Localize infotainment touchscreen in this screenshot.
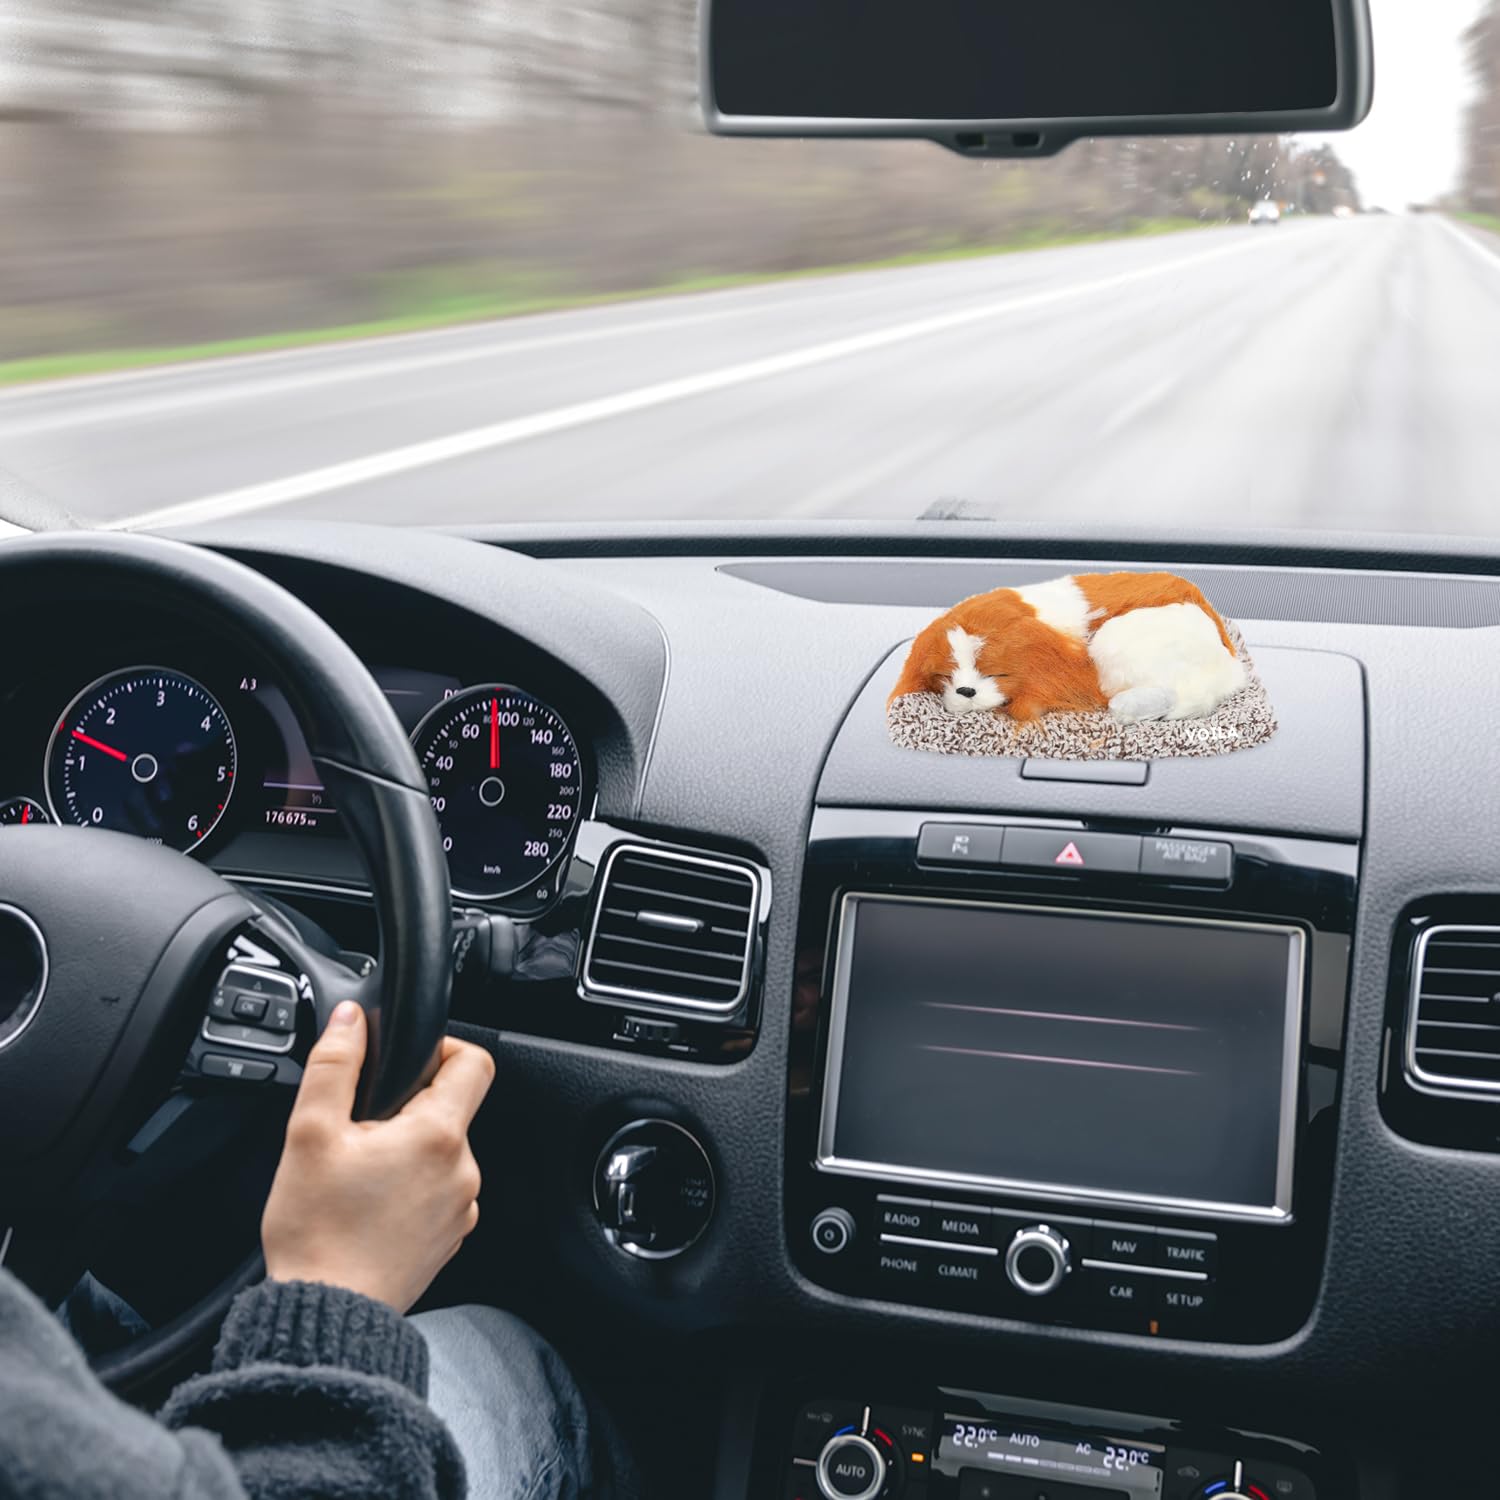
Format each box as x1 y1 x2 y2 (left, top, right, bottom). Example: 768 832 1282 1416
817 896 1305 1220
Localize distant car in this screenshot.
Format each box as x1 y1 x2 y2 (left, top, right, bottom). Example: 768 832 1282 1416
1333 204 1355 219
1249 200 1282 226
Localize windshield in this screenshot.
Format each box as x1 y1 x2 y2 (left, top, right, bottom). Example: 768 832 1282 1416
0 1 1493 536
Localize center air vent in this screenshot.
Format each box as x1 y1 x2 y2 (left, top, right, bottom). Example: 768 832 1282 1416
582 845 760 1016
1406 924 1500 1097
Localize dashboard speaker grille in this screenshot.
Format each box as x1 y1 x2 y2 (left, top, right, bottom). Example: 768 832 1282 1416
582 845 759 1015
1406 925 1500 1096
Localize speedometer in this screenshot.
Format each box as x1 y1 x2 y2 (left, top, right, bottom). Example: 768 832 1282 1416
44 667 237 852
410 685 583 900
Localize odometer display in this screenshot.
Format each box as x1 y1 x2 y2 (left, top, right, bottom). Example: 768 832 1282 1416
45 667 237 852
411 685 583 900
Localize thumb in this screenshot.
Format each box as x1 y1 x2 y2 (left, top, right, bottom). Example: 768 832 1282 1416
291 1000 367 1125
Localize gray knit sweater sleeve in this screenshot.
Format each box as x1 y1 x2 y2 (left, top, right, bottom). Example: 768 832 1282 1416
0 1268 465 1500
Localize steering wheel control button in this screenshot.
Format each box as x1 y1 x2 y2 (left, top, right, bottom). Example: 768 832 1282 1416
593 1120 715 1259
916 823 1003 867
1140 835 1234 884
1088 1221 1157 1266
263 997 298 1033
231 993 269 1022
816 1434 885 1500
0 904 48 1053
1004 1225 1072 1296
812 1208 856 1255
1001 827 1142 875
1155 1228 1217 1275
200 1053 275 1083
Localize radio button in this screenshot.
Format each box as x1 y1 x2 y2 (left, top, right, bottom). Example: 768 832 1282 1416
1084 1269 1156 1331
875 1195 933 1237
916 823 1004 866
1155 1228 1217 1275
927 1200 992 1247
1088 1220 1156 1266
1001 828 1142 874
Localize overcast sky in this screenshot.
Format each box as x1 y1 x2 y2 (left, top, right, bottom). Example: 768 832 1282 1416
1321 0 1487 208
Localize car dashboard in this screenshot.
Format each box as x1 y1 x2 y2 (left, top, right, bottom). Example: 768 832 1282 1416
14 516 1500 1498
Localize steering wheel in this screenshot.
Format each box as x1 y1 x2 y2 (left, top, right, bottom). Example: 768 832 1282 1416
0 532 453 1390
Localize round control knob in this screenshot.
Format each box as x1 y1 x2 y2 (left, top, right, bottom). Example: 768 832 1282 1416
592 1119 715 1259
816 1433 886 1500
1005 1224 1072 1296
811 1207 856 1255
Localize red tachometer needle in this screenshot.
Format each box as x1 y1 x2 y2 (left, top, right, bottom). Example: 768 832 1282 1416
21 804 30 825
71 729 128 763
490 698 500 770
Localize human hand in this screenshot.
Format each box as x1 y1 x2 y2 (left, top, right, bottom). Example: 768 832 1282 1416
261 1001 495 1312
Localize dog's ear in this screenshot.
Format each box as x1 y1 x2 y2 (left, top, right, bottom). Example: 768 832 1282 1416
888 617 954 705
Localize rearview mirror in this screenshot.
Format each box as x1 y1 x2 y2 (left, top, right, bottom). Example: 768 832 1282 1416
703 0 1373 158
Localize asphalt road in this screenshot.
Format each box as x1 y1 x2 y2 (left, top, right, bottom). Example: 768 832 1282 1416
2 213 1498 534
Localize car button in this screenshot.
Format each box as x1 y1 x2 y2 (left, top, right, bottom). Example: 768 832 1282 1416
1084 1269 1156 1331
1088 1221 1156 1267
1155 1228 1217 1275
1001 828 1141 874
1139 836 1233 884
927 1201 992 1247
917 823 1004 867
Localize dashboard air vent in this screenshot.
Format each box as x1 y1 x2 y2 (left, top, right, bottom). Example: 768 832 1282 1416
1406 925 1500 1097
583 845 759 1015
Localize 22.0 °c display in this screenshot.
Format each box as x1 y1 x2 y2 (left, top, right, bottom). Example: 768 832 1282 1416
45 666 237 852
410 685 583 900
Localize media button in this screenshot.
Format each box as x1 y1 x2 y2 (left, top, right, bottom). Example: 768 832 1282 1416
875 1195 933 1238
927 1201 992 1247
916 823 1004 867
1088 1221 1156 1266
1155 1228 1217 1276
1000 827 1142 874
1083 1269 1156 1331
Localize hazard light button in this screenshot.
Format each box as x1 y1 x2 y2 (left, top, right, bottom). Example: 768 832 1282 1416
1001 827 1142 874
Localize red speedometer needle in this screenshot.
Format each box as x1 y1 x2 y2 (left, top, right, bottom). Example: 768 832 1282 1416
21 804 31 825
71 729 128 762
490 698 499 770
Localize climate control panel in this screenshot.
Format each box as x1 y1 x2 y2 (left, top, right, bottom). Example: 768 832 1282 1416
777 1389 1333 1500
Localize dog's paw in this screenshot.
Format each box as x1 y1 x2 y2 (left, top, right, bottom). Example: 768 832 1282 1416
1109 686 1173 724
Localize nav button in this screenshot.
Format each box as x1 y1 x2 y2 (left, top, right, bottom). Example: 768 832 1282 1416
1089 1221 1156 1266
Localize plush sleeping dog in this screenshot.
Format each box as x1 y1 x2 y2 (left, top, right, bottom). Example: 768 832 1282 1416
889 572 1246 724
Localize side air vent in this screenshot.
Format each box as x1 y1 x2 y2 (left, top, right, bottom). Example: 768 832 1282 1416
1406 925 1500 1097
582 845 760 1016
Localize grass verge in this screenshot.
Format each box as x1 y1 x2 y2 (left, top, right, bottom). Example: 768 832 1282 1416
1457 211 1500 237
0 217 1211 389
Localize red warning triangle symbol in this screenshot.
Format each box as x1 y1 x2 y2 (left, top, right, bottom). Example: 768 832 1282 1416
1054 841 1086 867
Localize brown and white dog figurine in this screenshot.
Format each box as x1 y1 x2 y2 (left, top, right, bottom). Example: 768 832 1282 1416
889 572 1246 724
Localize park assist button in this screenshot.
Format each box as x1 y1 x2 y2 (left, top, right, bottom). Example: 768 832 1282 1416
1139 836 1233 884
917 823 1003 867
1001 827 1141 874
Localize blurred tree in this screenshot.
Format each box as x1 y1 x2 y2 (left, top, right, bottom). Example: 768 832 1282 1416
1462 1 1500 212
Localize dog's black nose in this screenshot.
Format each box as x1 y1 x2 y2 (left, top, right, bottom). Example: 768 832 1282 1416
954 686 977 698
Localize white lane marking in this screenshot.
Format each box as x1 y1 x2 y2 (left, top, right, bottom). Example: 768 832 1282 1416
1436 214 1500 273
111 233 1287 531
1096 371 1182 439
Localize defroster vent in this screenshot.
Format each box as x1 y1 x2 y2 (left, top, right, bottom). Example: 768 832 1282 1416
1406 924 1500 1097
583 845 760 1015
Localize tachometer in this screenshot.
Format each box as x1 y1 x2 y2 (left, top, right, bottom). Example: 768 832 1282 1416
0 797 49 827
410 685 583 900
45 667 237 852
